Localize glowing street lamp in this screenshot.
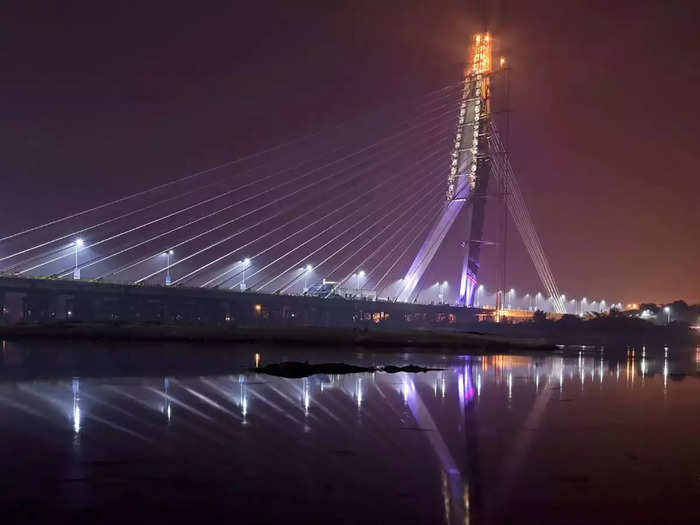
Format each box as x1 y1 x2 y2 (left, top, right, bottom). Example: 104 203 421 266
508 288 515 309
73 238 84 279
355 270 365 296
535 292 542 310
438 281 448 304
164 249 174 286
303 264 313 293
476 284 484 307
240 258 251 291
664 306 671 324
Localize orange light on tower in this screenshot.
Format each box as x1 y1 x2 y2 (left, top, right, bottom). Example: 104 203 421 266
471 33 492 75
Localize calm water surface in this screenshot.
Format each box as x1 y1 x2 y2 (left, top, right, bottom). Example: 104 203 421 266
0 341 699 524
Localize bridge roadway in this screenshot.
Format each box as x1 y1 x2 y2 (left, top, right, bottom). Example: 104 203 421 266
0 276 478 328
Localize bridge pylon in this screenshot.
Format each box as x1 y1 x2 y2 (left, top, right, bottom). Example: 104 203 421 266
397 33 498 305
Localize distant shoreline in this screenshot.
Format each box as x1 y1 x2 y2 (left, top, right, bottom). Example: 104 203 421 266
0 322 556 352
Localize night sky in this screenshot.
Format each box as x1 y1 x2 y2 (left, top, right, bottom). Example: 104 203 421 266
2 1 699 303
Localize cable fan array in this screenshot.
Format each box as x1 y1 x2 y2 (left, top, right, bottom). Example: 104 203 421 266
0 83 464 298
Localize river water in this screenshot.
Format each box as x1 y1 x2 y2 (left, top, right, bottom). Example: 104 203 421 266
0 340 698 524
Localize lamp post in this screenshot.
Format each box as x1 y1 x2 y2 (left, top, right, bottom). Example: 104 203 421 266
535 292 542 311
476 284 484 307
664 306 671 325
73 238 84 279
525 293 532 311
240 258 250 291
438 281 447 304
355 270 365 297
303 264 313 293
508 288 515 309
164 250 174 286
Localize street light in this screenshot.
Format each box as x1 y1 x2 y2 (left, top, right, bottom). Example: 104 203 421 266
240 258 251 291
355 270 365 296
303 264 313 293
664 306 671 325
438 281 448 304
73 238 84 279
164 250 174 286
508 288 515 309
476 284 484 307
535 292 542 310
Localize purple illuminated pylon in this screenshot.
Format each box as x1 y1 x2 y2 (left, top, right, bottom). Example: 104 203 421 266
397 33 494 306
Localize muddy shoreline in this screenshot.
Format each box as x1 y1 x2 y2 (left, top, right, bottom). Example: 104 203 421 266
0 322 555 351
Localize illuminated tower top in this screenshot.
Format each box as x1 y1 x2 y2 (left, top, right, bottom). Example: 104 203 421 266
470 33 492 75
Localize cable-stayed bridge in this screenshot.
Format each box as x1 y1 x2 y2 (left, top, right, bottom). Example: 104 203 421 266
0 33 620 326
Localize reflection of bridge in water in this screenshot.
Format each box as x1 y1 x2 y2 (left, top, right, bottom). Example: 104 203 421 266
0 343 691 523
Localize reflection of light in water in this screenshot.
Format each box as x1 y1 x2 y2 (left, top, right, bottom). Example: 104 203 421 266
254 353 261 368
641 359 647 377
477 373 482 397
441 376 446 399
663 357 669 392
458 374 464 402
356 377 363 410
73 405 81 434
508 373 512 401
303 378 310 416
599 359 604 383
440 471 450 524
72 378 80 434
240 376 248 419
163 377 171 423
401 377 412 405
535 373 539 392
